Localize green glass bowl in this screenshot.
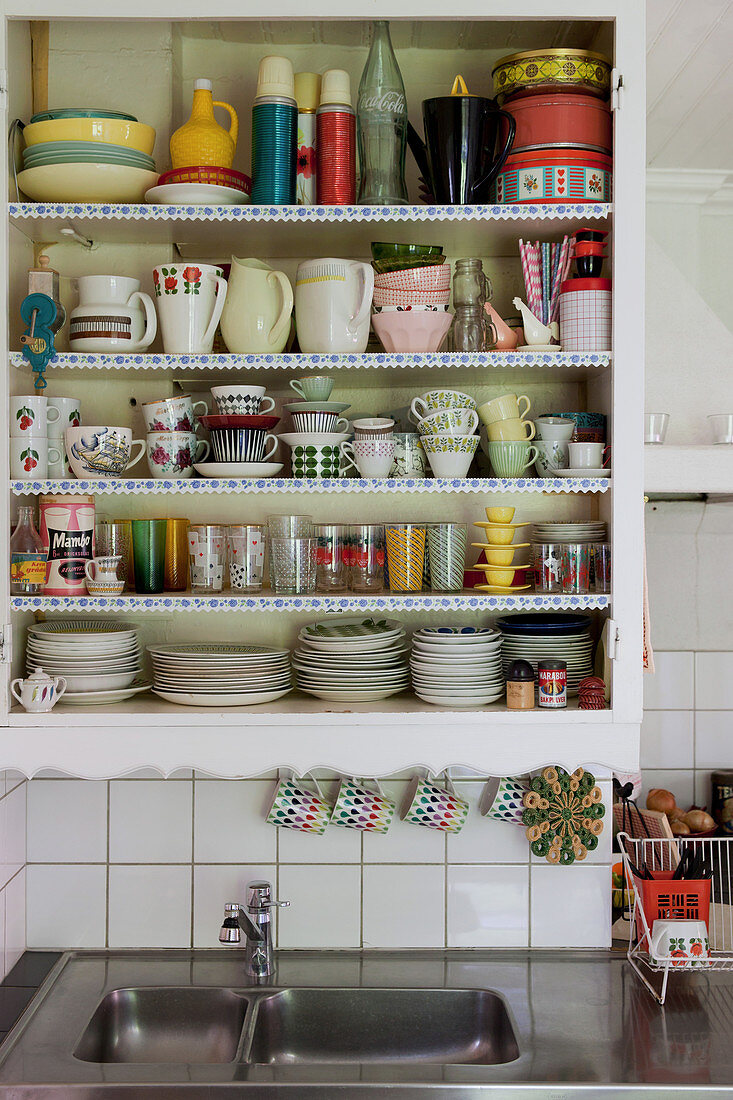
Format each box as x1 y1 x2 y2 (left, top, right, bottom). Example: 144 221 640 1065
30 108 138 123
371 242 445 274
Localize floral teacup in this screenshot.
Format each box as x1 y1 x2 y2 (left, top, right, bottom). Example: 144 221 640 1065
142 394 208 434
146 431 210 479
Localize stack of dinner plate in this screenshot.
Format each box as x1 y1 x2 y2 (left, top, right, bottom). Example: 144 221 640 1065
497 613 594 696
148 644 292 707
293 616 409 702
27 619 147 704
410 626 504 707
532 521 607 544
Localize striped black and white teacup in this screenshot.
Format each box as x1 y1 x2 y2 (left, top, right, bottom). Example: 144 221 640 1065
210 427 278 464
291 411 350 434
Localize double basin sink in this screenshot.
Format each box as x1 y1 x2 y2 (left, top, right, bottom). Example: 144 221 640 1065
74 985 519 1066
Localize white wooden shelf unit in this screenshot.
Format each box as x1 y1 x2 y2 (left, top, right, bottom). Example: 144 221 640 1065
0 1 645 780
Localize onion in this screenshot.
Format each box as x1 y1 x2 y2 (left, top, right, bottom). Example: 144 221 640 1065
670 819 691 835
682 809 715 833
646 788 677 815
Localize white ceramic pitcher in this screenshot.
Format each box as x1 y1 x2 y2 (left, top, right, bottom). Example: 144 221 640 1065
152 262 228 354
69 275 157 352
295 258 375 353
220 257 293 354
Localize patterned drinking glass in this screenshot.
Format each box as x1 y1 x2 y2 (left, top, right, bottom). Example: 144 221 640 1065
348 524 385 592
267 514 312 588
164 518 189 592
560 542 592 594
313 523 347 592
385 523 426 592
228 524 266 592
95 520 133 589
131 518 167 594
532 542 563 593
188 524 228 593
270 536 317 595
428 522 467 592
593 542 611 593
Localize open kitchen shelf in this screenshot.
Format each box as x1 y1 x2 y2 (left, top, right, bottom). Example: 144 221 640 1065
645 444 733 496
10 477 612 496
10 350 613 381
9 202 612 256
10 592 611 613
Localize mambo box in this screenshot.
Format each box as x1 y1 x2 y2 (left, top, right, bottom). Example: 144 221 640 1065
39 495 95 595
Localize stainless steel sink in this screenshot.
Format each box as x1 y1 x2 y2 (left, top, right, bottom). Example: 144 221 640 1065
247 987 519 1065
73 987 249 1064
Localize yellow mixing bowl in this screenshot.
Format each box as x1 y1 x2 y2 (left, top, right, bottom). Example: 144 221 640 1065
23 117 156 155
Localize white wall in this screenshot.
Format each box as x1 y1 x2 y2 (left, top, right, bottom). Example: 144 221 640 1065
0 775 26 980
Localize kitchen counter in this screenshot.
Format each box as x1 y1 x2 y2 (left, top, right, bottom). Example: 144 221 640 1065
0 949 731 1097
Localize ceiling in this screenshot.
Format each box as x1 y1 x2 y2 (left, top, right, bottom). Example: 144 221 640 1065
648 0 733 169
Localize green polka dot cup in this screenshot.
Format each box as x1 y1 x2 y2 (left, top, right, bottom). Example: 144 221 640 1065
292 443 341 478
401 775 469 833
479 776 528 824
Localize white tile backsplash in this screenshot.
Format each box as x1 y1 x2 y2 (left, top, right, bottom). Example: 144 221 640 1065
363 865 444 949
26 865 105 949
643 651 695 710
447 865 529 947
640 711 695 769
108 865 191 948
640 769 695 811
4 869 25 971
531 865 611 948
109 780 192 863
696 653 733 709
194 781 276 864
279 865 361 949
0 783 25 891
695 711 733 769
27 780 107 863
0 887 6 981
447 784 528 864
362 782 445 864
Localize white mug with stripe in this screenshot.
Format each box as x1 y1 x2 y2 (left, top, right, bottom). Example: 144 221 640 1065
295 258 375 354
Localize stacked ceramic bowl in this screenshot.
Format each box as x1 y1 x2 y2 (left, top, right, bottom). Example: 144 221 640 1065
148 643 292 707
26 620 149 705
371 258 453 353
18 109 159 202
293 616 409 702
278 376 351 479
410 388 479 478
410 627 504 707
497 613 594 696
472 506 532 593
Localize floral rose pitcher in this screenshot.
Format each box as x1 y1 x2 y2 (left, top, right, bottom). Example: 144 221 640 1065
152 262 228 354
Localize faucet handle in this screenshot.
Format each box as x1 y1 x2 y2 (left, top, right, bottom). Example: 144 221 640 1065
247 880 290 911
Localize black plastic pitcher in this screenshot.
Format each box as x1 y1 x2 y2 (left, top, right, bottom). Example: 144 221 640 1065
407 76 515 204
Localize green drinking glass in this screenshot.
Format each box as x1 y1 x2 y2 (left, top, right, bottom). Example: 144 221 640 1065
131 519 167 594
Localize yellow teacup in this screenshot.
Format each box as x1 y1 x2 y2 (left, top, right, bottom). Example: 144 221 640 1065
478 393 531 426
485 506 515 524
475 565 516 586
472 542 530 566
487 418 536 442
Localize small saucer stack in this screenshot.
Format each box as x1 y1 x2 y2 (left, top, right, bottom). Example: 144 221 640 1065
578 675 607 710
471 506 532 593
410 626 504 707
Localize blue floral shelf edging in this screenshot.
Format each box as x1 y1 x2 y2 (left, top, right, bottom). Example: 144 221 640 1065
10 202 612 224
10 477 611 495
12 593 611 613
10 350 612 372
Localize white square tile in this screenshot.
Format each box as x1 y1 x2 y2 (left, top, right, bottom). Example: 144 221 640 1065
640 711 695 769
4 869 25 969
108 865 191 948
27 779 107 863
643 652 694 710
194 781 276 864
446 783 527 864
694 770 714 807
109 780 192 863
362 782 445 864
278 865 361 949
531 864 611 947
696 711 733 769
447 865 529 947
0 886 6 980
640 770 694 813
363 865 444 949
26 866 105 949
0 783 26 891
193 864 277 948
278 821 361 864
696 653 733 709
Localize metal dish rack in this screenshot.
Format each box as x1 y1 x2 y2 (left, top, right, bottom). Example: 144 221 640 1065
619 832 733 1004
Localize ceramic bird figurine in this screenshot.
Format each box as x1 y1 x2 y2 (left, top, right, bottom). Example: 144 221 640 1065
512 297 559 346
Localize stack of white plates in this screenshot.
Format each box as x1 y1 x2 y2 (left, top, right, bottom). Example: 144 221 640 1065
498 614 594 696
532 521 607 544
410 627 504 707
26 619 148 704
148 644 292 707
293 617 409 702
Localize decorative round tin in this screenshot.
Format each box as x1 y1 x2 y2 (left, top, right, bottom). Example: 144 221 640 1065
492 49 612 103
491 150 611 204
538 660 567 708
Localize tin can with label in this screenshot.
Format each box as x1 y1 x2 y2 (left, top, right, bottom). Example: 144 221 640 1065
712 771 733 835
538 660 567 708
39 494 95 595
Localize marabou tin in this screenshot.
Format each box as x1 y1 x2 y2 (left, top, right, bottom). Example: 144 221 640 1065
538 659 567 708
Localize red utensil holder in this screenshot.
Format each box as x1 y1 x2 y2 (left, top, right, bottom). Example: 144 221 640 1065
636 873 711 926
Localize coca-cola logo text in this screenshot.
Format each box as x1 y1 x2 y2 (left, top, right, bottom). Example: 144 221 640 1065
360 91 406 114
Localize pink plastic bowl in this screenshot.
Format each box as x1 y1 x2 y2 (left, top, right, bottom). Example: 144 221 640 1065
372 310 453 353
374 264 452 294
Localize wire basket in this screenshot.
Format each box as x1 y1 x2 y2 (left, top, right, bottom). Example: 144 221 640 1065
619 832 733 1004
157 165 252 193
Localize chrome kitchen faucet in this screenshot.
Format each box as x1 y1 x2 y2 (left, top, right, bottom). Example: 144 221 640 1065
219 880 290 981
